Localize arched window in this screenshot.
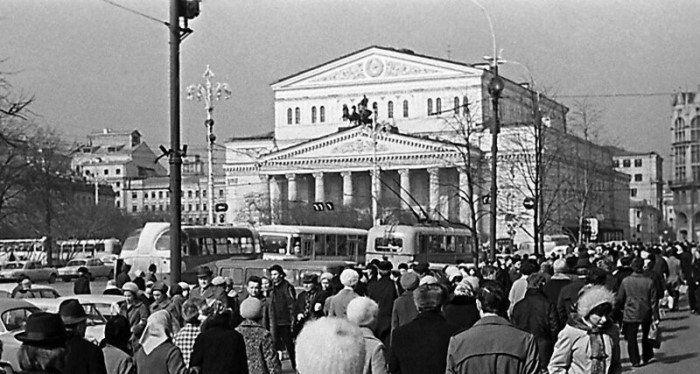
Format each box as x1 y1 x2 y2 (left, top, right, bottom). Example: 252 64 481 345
403 100 409 118
463 95 469 115
675 117 686 143
295 107 300 124
287 108 293 125
454 97 460 115
427 98 433 115
387 101 394 119
435 98 442 114
320 106 325 122
692 116 700 141
311 106 317 124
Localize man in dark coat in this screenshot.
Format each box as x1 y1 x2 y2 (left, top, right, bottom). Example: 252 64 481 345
678 245 696 313
269 264 297 369
446 280 540 374
367 261 398 346
115 263 131 288
73 266 91 295
190 266 228 306
542 259 571 306
389 283 460 374
391 271 419 333
190 310 249 374
294 274 327 336
59 299 108 374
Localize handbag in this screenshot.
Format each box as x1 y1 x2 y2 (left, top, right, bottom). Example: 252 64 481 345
648 321 661 349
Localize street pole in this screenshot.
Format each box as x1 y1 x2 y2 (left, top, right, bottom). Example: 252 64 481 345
169 0 182 284
532 90 543 256
187 66 231 226
488 70 503 261
372 103 379 225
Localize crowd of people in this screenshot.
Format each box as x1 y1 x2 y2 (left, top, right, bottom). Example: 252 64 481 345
7 241 700 374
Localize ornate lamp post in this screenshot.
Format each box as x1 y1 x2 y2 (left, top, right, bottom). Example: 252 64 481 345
187 65 231 226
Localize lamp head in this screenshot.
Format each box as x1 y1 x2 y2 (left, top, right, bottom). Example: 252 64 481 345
488 75 505 98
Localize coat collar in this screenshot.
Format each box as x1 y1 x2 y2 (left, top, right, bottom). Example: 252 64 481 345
472 314 511 328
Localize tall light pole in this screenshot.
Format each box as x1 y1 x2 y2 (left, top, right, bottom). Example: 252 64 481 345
187 66 231 226
372 102 379 225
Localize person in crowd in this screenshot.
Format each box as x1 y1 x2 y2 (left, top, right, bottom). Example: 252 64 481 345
347 297 388 374
366 261 397 346
511 272 559 367
189 266 228 306
389 270 404 296
178 282 190 299
242 276 276 337
134 311 187 374
168 283 186 327
224 277 242 322
326 268 360 318
116 264 132 289
73 266 91 295
190 309 249 374
651 247 669 280
147 264 158 283
12 276 33 298
556 263 588 326
133 270 146 292
397 263 408 276
100 315 135 374
691 247 700 314
173 298 207 368
268 264 297 369
150 282 181 333
144 281 155 305
678 245 697 314
118 282 150 352
548 285 621 374
236 297 281 374
642 254 666 306
294 274 326 336
389 283 459 374
609 255 634 293
412 263 430 279
295 317 365 374
390 271 419 332
543 259 571 306
59 299 108 374
616 256 658 367
446 280 540 374
665 247 682 311
104 280 123 296
443 276 480 331
319 272 334 293
16 313 69 374
261 276 272 298
508 259 538 317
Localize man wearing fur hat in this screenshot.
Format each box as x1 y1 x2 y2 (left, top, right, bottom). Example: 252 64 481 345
366 261 397 346
326 268 360 318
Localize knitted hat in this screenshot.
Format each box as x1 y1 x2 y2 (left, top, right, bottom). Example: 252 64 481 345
240 297 263 320
319 272 334 282
122 282 139 295
152 281 168 293
399 272 420 291
346 297 378 327
576 285 615 318
340 269 359 287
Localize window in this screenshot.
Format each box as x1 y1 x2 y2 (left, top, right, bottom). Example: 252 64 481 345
634 174 642 182
116 201 120 208
692 116 700 141
202 190 206 198
151 205 156 211
403 100 409 118
158 191 163 199
435 98 441 114
311 106 317 123
463 96 469 115
151 192 156 198
104 169 109 175
144 205 149 211
630 188 637 197
287 108 292 125
636 210 642 218
188 191 193 198
387 101 394 119
454 97 460 115
675 117 686 142
622 159 631 167
188 204 192 211
116 182 120 188
613 160 620 167
427 98 433 115
636 224 642 232
195 204 200 211
203 203 207 211
195 190 200 198
219 189 224 197
159 205 163 211
295 107 300 124
132 192 137 199
634 159 642 167
320 106 325 122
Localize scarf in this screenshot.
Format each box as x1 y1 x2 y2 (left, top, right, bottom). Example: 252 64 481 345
139 310 171 355
569 317 608 374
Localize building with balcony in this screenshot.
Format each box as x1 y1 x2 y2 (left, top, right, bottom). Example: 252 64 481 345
670 90 700 240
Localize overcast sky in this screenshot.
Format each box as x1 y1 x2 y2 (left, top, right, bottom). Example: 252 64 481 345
3 0 699 175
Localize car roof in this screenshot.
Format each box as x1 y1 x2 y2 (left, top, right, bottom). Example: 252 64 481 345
55 295 122 304
0 298 40 312
0 284 57 293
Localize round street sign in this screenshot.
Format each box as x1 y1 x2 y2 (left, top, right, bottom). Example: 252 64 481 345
523 197 535 210
214 203 229 212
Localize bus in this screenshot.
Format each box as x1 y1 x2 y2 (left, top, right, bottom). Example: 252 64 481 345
366 224 475 267
257 225 368 263
119 222 260 283
0 238 48 265
54 238 121 266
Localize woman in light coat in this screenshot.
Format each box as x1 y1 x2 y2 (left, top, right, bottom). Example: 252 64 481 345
548 285 621 374
347 297 388 374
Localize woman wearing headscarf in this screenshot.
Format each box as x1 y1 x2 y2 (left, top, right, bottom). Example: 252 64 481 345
236 298 281 374
548 285 621 374
443 276 480 331
347 297 388 374
133 311 187 374
100 315 135 374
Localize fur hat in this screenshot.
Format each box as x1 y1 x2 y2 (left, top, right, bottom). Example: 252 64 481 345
240 297 263 320
576 285 615 318
413 283 447 311
346 297 378 327
553 259 568 274
444 266 462 282
296 317 365 374
418 275 438 286
399 272 420 291
340 269 359 287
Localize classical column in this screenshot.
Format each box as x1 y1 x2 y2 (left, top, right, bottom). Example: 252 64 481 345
398 169 411 210
428 168 440 220
371 169 381 210
313 172 325 202
286 173 297 203
459 169 472 225
341 171 353 207
268 175 281 224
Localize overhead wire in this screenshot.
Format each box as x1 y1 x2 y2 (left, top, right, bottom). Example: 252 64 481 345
97 0 168 27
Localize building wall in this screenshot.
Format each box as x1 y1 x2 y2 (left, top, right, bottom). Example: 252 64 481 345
670 90 700 240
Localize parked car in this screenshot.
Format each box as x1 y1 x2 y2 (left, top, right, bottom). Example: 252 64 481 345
58 258 114 282
0 283 60 299
0 299 43 372
0 261 58 283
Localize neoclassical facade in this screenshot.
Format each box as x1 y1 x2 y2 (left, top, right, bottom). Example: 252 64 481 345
670 90 700 240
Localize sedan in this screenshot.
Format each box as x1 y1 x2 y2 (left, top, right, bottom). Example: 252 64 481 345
0 261 58 283
0 299 43 372
58 258 114 282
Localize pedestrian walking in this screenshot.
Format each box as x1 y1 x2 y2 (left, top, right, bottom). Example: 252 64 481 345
236 297 281 374
73 266 91 295
295 317 365 374
542 259 571 306
173 298 206 368
189 266 228 307
390 271 419 332
149 282 181 333
508 260 538 317
326 268 360 318
443 276 480 331
241 276 277 339
116 264 132 289
347 297 388 374
268 264 297 369
616 256 658 367
366 261 397 346
190 309 249 374
665 247 682 311
59 299 107 374
294 274 327 337
15 313 69 374
117 282 150 352
134 311 187 374
548 285 621 374
389 283 459 374
100 315 135 374
445 280 540 374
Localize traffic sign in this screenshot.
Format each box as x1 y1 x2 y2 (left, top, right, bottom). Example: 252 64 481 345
214 203 228 212
523 197 535 210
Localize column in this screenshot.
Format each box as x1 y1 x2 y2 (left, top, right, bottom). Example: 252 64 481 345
313 172 325 202
371 169 381 205
428 168 440 220
459 168 472 225
398 169 411 210
341 171 353 206
268 175 281 223
286 173 297 203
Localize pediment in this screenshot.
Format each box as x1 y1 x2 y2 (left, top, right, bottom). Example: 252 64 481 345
272 46 483 90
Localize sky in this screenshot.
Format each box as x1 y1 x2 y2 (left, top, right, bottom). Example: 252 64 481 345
2 0 699 177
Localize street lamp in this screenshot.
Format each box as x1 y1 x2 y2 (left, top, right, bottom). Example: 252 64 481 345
488 72 504 260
